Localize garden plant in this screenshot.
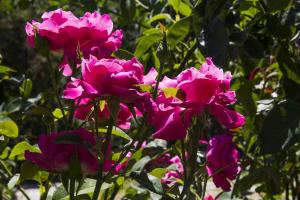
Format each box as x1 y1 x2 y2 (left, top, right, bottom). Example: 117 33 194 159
0 0 299 200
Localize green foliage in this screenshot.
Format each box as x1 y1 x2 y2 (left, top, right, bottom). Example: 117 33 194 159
0 0 300 199
0 119 18 138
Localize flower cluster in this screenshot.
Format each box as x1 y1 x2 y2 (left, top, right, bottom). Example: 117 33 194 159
25 8 244 194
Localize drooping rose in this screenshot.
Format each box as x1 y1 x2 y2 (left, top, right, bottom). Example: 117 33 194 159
205 133 240 191
25 128 99 174
24 128 124 175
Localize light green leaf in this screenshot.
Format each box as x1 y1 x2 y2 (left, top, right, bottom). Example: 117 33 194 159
163 88 178 98
19 78 32 98
0 65 15 75
150 168 169 178
9 141 40 160
99 128 132 141
77 178 112 195
148 13 173 24
168 0 180 13
0 120 18 138
8 174 20 189
52 108 68 122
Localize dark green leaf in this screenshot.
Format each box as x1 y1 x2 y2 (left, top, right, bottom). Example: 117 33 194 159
266 0 293 13
260 100 300 154
135 29 162 58
130 172 163 194
166 17 190 49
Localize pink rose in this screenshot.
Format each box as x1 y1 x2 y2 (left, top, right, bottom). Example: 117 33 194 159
64 56 146 103
25 9 123 75
25 128 98 174
206 133 240 191
151 58 245 140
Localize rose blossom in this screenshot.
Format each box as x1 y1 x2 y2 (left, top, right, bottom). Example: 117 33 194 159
25 128 99 174
25 9 123 75
64 55 149 103
150 58 245 140
24 128 122 175
205 133 240 191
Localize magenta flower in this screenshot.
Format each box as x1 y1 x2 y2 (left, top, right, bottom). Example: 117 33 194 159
150 58 245 140
206 133 240 191
25 128 126 175
25 128 99 174
25 9 123 75
151 94 190 140
64 56 146 103
204 195 219 200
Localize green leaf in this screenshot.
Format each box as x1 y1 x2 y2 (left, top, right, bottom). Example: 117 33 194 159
77 178 112 195
148 14 173 24
260 100 300 154
0 65 15 75
9 141 40 160
178 2 192 16
52 108 68 122
244 35 264 59
135 84 153 93
266 0 293 13
8 174 20 189
0 119 18 138
204 17 229 67
120 0 136 23
236 79 257 119
130 172 163 194
277 47 300 84
162 88 178 98
131 156 151 172
99 128 132 141
135 29 162 58
19 78 32 98
112 49 134 60
150 168 169 178
52 184 69 200
166 17 190 49
20 161 47 182
168 0 180 13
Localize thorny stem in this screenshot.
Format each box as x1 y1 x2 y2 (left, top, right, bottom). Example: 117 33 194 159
231 130 254 198
92 116 114 200
181 140 188 183
178 40 198 72
69 178 75 200
46 54 68 127
201 174 208 200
